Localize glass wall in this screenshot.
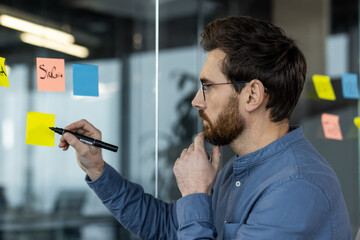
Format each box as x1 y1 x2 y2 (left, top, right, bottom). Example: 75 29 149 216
0 0 358 239
0 0 156 239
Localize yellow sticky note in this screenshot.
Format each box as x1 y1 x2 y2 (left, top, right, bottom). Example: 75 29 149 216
354 117 360 129
26 112 55 146
312 75 336 101
0 57 10 87
321 113 343 141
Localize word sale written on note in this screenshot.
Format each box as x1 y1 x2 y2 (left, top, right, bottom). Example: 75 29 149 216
36 57 65 92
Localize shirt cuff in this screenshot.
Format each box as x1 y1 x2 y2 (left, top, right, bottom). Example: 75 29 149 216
86 162 123 200
176 193 213 226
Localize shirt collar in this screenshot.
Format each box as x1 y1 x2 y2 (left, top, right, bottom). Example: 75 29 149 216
231 126 304 177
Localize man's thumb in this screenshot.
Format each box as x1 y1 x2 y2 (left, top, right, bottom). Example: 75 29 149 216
211 146 221 172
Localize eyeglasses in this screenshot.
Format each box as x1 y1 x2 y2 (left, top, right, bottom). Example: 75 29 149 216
200 81 268 101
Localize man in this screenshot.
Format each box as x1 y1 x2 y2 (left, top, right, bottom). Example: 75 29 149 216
59 16 352 239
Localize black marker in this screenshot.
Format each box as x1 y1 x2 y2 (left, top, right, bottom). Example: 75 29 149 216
50 127 118 152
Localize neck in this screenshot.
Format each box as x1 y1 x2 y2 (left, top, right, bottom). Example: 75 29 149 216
229 118 289 156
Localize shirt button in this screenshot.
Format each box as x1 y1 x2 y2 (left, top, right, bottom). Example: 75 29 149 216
235 181 241 187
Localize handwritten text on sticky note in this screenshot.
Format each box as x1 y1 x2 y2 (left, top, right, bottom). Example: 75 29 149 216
26 111 55 147
312 75 336 101
321 113 343 140
342 73 359 99
36 58 65 92
0 57 10 87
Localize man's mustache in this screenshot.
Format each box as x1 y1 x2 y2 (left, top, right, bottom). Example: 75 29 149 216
198 110 212 126
198 110 208 121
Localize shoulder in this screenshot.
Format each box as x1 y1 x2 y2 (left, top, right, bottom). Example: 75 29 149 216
286 138 343 205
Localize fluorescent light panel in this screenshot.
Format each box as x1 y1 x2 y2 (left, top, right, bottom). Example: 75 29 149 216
20 33 89 58
0 14 75 43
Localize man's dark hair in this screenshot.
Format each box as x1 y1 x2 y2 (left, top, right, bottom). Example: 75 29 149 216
201 16 307 122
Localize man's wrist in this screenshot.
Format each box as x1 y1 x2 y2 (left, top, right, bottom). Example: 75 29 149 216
86 161 105 181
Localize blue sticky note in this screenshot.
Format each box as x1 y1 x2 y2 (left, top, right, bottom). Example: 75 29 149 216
73 63 99 97
342 73 359 99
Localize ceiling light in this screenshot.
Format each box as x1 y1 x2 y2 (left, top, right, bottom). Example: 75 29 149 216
0 14 75 43
20 33 89 58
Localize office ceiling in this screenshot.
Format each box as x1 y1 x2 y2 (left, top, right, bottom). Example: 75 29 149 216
0 0 355 62
0 0 222 62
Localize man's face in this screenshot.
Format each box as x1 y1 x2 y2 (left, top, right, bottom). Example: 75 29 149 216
199 94 245 146
192 49 246 146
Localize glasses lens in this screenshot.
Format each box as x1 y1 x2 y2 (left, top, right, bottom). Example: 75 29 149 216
201 85 205 101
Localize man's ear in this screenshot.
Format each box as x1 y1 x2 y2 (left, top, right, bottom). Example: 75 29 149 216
244 79 267 112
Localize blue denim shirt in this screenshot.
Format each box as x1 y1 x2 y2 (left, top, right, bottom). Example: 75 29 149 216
87 127 352 239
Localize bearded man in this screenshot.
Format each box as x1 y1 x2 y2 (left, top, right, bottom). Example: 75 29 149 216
59 16 352 239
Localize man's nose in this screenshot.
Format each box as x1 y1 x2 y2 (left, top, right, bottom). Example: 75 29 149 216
192 88 206 109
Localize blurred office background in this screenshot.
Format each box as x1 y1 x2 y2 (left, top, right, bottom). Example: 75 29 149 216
0 0 358 239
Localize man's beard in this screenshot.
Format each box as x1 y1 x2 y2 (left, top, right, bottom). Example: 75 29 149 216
199 95 245 146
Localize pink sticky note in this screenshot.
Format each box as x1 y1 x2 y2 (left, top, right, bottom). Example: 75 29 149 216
321 113 343 141
36 58 65 91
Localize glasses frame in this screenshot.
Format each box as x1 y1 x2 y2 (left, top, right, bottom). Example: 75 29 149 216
200 81 268 101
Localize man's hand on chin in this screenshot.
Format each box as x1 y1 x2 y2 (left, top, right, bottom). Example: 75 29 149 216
173 132 221 197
